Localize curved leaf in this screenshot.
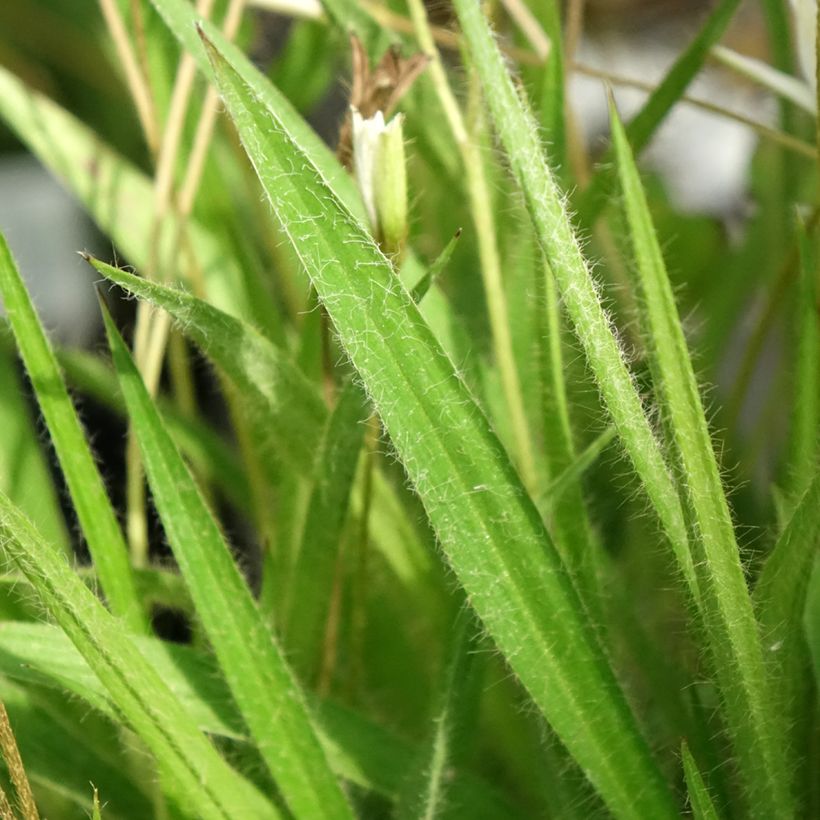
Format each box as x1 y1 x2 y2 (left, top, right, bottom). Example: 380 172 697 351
0 234 145 632
102 306 353 820
0 492 277 820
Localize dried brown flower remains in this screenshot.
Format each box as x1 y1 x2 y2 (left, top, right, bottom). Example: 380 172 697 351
337 35 429 170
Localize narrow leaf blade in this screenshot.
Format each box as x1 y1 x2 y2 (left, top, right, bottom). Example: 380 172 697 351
283 379 368 681
450 0 698 608
610 98 793 816
87 259 326 474
575 0 745 226
102 306 353 820
754 468 820 742
0 234 145 632
682 742 722 820
0 492 277 819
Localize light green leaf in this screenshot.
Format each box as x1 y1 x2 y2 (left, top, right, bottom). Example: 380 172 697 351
0 492 278 819
540 427 617 510
0 621 519 817
450 0 698 608
88 259 326 475
411 229 461 304
682 742 722 820
0 336 69 555
0 679 151 818
101 305 353 820
283 379 368 681
711 44 816 114
202 26 677 819
0 234 145 632
784 222 820 503
609 98 793 817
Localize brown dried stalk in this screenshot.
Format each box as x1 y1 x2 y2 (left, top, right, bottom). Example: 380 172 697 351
336 35 428 169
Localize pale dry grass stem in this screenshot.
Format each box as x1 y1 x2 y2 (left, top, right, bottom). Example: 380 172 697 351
0 701 38 820
97 0 160 154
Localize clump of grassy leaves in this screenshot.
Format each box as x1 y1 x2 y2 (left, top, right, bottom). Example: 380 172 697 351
0 0 818 818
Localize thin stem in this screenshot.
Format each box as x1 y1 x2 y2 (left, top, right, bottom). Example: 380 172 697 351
128 0 154 124
0 700 38 820
167 329 197 419
500 0 551 60
97 0 160 154
176 0 248 229
127 0 245 564
317 546 345 696
563 0 586 67
574 61 817 161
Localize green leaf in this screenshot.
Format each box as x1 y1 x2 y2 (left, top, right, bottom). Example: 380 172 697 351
101 305 353 820
682 742 722 820
0 622 520 817
88 259 326 475
411 229 461 304
201 27 677 819
450 0 698 608
396 607 481 820
784 221 820 502
0 492 278 819
57 347 252 517
0 336 69 555
0 621 243 742
754 468 820 738
609 98 793 817
283 379 369 681
0 234 146 632
540 427 617 510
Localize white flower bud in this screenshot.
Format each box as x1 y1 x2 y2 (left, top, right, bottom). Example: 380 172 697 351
351 108 408 256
